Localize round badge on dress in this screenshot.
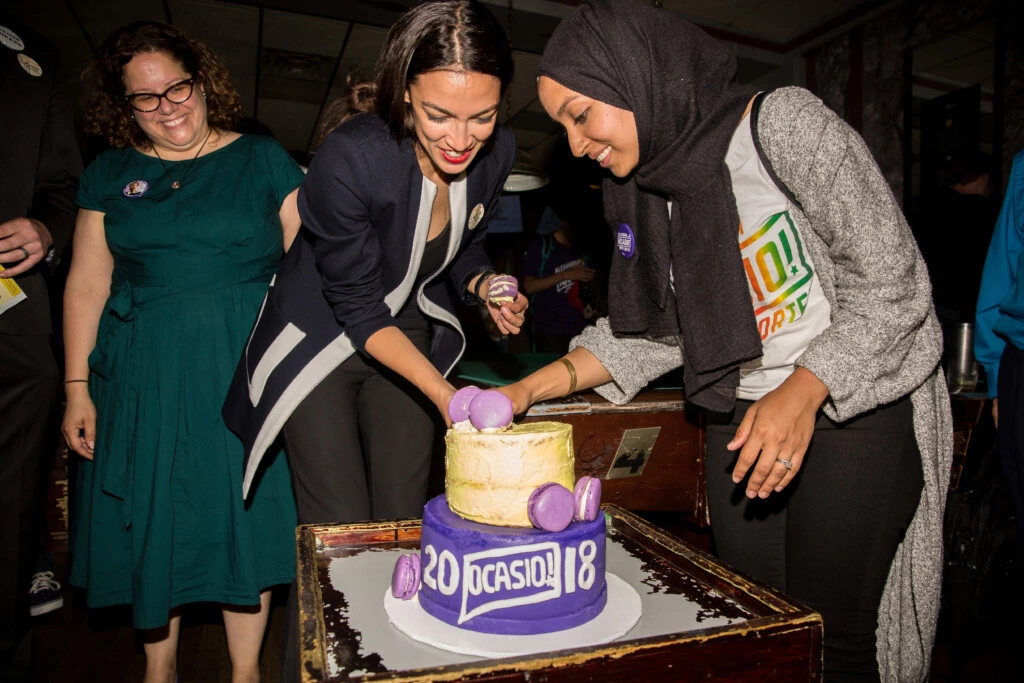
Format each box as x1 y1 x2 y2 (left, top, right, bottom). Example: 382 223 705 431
123 180 150 198
616 223 636 258
0 26 25 51
467 203 485 230
17 53 41 77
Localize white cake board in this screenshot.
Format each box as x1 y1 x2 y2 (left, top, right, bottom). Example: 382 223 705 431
383 573 642 658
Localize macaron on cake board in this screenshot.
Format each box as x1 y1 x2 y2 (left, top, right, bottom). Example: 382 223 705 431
390 553 421 601
382 386 642 658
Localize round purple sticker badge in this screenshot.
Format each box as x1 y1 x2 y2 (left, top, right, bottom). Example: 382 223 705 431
616 223 635 258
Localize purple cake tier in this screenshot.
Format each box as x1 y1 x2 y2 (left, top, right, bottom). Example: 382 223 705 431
418 494 607 635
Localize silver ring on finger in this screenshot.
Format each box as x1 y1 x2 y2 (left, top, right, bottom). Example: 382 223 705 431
777 458 793 470
18 246 30 260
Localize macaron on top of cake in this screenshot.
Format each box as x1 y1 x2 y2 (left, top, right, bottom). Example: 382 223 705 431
468 389 514 431
487 275 518 306
527 482 575 532
573 476 602 522
391 553 421 601
448 385 483 424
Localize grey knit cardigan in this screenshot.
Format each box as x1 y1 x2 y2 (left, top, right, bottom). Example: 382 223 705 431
572 87 953 682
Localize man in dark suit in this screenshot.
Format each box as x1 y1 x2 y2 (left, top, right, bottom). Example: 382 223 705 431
0 17 81 679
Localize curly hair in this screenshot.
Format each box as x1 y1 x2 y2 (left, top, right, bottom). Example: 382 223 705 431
83 21 242 149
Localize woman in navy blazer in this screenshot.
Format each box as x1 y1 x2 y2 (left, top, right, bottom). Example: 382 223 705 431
225 3 525 677
224 0 525 524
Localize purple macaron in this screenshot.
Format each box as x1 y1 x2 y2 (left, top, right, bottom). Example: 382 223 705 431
487 275 519 306
448 385 483 423
468 389 514 430
390 553 421 601
573 476 602 522
527 482 575 532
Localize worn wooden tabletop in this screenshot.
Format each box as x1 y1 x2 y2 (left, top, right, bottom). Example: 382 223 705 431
297 506 822 682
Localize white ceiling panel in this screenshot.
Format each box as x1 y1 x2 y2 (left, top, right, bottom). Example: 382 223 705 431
507 50 542 118
732 0 851 44
69 0 166 44
256 97 320 154
171 0 260 114
339 23 389 79
913 33 991 74
661 0 769 28
261 9 349 58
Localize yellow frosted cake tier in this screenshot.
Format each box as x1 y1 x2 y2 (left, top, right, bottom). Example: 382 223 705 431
445 421 575 527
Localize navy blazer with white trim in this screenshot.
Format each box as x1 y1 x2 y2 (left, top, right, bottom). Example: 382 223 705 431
224 114 516 496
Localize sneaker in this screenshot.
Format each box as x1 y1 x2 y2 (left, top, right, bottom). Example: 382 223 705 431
29 570 63 616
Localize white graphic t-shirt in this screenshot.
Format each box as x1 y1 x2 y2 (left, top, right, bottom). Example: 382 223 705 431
726 113 832 400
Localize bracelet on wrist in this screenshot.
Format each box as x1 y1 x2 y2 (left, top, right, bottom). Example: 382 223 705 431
64 379 89 384
558 357 578 396
474 270 496 302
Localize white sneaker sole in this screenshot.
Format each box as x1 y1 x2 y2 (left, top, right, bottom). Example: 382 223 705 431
29 597 63 616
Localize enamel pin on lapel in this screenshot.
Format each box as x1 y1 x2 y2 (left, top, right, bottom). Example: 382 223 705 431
468 203 485 230
0 26 25 51
17 53 42 77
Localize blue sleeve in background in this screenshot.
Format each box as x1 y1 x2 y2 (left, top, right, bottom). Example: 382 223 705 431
976 150 1024 397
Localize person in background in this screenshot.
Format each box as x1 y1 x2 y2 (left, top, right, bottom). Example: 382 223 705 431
61 22 301 683
499 1 952 681
975 148 1024 561
522 211 597 354
916 150 999 326
0 17 81 681
221 2 526 679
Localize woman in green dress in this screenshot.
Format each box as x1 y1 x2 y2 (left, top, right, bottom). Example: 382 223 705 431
61 22 301 683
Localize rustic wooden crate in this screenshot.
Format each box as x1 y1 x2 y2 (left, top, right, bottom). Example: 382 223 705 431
297 506 822 682
523 389 707 524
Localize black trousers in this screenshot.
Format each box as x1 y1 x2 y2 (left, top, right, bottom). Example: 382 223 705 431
706 395 923 682
280 328 437 682
997 343 1024 550
0 334 57 664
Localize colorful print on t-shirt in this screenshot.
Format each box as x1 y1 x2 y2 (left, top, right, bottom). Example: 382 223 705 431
740 211 814 341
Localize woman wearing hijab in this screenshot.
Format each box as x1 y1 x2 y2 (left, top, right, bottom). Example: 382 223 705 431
499 1 952 681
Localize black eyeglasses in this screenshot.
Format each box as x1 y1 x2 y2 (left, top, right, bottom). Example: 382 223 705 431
126 78 195 113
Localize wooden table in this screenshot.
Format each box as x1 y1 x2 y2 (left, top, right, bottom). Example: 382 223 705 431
297 506 822 682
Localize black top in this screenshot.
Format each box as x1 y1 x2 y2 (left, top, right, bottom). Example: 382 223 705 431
396 221 451 331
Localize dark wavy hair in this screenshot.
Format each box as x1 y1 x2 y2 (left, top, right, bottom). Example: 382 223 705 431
83 21 242 149
316 0 513 145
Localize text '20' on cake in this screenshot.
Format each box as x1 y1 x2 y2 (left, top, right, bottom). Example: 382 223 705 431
390 385 607 635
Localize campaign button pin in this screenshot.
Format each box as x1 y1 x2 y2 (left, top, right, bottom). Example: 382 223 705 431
17 53 41 77
123 180 150 198
0 26 25 51
616 223 635 258
468 203 485 230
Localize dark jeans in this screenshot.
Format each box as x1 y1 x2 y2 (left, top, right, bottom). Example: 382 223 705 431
1 334 57 681
706 395 923 682
279 328 437 682
997 343 1024 551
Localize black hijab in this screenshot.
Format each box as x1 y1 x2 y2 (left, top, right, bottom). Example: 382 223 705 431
539 0 762 411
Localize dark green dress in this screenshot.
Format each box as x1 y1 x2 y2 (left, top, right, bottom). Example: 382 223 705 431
70 135 301 629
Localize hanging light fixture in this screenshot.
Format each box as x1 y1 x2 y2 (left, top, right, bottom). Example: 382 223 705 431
504 149 549 192
501 0 548 193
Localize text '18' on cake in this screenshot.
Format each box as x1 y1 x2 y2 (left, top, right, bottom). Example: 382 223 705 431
389 386 608 635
